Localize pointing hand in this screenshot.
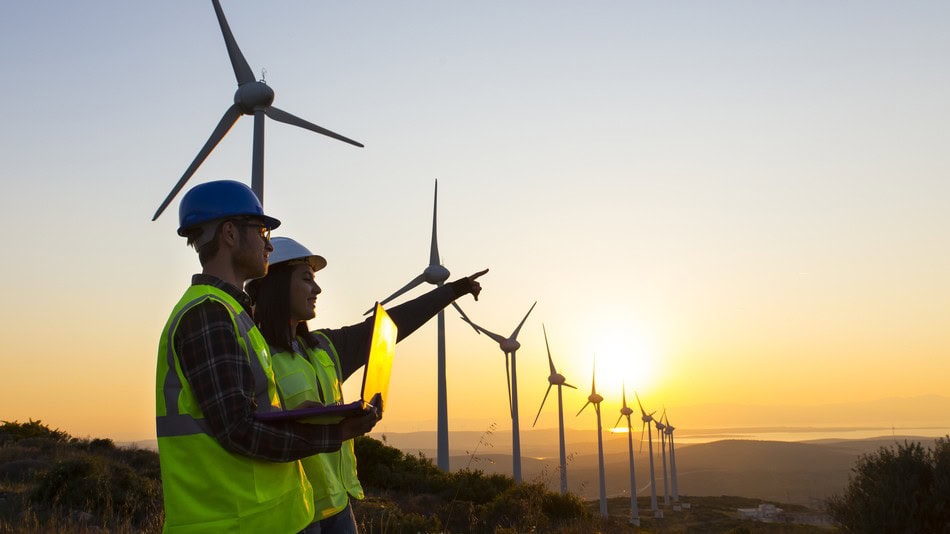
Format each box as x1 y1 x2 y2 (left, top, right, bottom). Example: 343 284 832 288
452 268 488 301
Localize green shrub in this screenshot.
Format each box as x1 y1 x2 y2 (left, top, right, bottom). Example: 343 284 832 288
31 454 162 526
0 420 70 445
0 458 50 482
827 436 950 531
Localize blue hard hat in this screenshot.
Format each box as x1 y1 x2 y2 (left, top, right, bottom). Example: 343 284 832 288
177 180 281 236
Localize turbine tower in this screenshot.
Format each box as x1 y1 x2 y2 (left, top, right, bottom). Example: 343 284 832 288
655 409 670 507
153 0 363 219
614 383 640 526
577 357 607 519
636 393 661 518
531 324 577 494
369 180 452 470
457 301 537 482
665 413 683 510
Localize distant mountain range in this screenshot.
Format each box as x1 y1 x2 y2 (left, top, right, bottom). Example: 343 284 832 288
667 394 950 429
123 395 949 508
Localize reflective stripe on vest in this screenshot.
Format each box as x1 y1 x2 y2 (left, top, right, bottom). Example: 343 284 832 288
156 285 313 533
156 294 273 438
270 332 364 519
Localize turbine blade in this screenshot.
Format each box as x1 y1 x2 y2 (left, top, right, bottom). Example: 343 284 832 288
590 365 597 395
451 302 481 335
614 413 624 429
364 273 426 314
153 104 243 220
563 382 578 390
211 0 255 85
635 392 647 417
460 318 506 344
640 422 646 453
510 301 537 339
505 352 512 418
576 400 591 417
533 384 554 427
622 386 628 409
542 323 556 375
265 107 364 147
429 180 440 266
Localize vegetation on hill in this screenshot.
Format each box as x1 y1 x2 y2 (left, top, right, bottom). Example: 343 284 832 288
1 419 855 532
0 419 162 532
826 436 950 531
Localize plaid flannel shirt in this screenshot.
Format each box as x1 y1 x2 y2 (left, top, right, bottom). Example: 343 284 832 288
173 274 342 462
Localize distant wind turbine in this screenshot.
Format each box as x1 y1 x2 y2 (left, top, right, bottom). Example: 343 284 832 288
655 409 670 507
577 357 607 519
636 393 661 518
531 324 577 494
369 180 452 470
665 413 683 510
457 301 537 482
614 383 640 526
153 0 363 219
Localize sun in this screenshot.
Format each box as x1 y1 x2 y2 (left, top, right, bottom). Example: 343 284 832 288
591 331 659 405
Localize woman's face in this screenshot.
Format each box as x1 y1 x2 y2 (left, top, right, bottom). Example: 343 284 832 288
288 263 321 323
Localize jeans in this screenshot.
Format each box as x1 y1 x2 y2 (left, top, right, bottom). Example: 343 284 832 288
298 502 358 534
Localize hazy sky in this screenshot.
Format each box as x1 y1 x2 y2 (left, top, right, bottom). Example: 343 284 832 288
1 1 948 442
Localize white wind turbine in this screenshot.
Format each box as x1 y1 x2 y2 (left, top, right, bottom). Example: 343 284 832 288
614 383 640 526
636 393 661 518
665 413 685 510
457 301 537 482
369 180 452 470
153 0 362 219
655 409 670 507
577 357 608 519
531 324 577 494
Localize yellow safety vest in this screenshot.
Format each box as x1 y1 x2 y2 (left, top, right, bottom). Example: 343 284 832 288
155 285 314 533
271 332 364 520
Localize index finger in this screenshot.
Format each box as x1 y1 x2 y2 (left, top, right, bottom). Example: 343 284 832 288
468 268 489 280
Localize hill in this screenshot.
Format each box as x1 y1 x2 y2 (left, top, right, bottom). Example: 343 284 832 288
2 419 841 532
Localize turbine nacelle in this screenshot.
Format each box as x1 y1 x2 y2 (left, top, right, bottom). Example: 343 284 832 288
234 81 275 112
424 264 450 284
548 372 568 386
641 414 653 423
620 406 634 417
500 339 521 353
588 393 604 404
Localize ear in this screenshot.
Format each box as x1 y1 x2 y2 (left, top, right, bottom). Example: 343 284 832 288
220 220 240 248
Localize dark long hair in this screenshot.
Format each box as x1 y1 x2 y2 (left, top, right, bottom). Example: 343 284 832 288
247 263 309 353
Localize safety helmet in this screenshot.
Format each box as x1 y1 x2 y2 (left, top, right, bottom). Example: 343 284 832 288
177 180 281 236
268 237 327 272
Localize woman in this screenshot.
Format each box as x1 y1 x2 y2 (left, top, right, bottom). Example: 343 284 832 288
248 236 486 533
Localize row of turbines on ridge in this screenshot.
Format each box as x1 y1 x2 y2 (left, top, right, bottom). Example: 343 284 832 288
150 2 685 525
374 181 688 526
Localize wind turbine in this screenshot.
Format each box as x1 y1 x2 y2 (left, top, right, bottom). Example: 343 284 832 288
614 383 640 526
531 324 577 494
636 393 661 518
577 357 607 518
369 180 452 470
153 0 363 220
655 409 670 507
457 301 537 482
665 413 684 510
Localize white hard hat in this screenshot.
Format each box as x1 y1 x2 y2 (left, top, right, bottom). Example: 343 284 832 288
268 237 327 272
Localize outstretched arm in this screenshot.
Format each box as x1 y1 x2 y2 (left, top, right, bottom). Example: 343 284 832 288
318 269 488 380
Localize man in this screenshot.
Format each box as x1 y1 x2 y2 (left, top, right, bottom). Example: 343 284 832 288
155 180 379 533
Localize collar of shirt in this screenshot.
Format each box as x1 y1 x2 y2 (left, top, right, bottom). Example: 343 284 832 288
191 273 254 312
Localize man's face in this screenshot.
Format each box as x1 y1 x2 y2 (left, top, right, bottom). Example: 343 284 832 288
288 263 321 323
231 218 272 280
